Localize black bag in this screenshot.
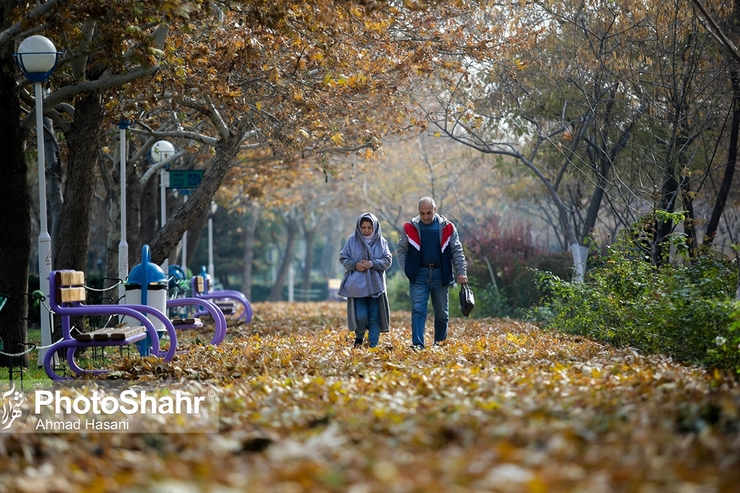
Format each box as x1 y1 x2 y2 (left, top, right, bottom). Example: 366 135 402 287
459 284 475 317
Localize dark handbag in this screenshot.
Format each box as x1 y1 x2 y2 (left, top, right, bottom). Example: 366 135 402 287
459 284 475 317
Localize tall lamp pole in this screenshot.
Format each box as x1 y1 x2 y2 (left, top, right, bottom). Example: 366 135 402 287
150 140 174 272
208 201 217 279
14 35 59 366
118 119 130 301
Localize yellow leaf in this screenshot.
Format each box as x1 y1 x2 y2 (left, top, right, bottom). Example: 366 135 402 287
331 133 345 145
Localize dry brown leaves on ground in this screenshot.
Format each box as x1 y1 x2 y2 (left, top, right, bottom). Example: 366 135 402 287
1 301 739 492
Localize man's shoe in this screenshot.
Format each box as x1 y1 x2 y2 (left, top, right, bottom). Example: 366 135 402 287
409 344 424 350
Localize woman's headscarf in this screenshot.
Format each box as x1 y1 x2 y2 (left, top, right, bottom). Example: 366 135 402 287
355 212 382 247
338 212 389 298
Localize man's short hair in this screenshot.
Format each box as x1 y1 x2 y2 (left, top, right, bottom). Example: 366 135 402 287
418 196 436 210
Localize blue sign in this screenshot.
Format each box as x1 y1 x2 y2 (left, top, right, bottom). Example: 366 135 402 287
168 170 203 189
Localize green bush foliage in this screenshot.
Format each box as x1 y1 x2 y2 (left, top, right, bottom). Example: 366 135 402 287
529 220 740 373
386 270 411 312
449 282 512 319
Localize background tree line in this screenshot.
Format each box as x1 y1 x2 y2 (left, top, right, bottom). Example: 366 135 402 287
2 0 739 369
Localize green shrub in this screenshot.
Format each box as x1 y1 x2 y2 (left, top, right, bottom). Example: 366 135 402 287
386 270 411 312
529 222 740 373
706 303 740 374
451 282 513 319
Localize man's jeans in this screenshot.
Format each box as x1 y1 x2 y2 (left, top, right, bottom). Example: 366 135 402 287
410 267 448 347
355 296 380 347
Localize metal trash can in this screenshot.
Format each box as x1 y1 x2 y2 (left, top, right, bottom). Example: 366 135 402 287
124 245 168 356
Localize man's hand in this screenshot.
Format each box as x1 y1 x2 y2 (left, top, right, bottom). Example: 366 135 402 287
457 274 468 284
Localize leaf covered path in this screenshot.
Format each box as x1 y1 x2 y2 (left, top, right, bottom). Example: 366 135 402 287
2 302 739 492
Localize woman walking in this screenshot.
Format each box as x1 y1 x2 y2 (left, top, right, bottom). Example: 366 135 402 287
338 212 392 348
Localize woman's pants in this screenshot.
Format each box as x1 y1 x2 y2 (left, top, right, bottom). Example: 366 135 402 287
355 296 381 347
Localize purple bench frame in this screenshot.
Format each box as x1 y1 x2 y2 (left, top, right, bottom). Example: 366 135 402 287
166 297 228 345
44 270 178 381
191 276 252 324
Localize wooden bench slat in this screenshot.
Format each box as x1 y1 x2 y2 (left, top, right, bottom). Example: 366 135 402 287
73 326 146 341
92 327 117 340
108 326 146 340
194 276 205 294
215 301 236 314
60 286 86 303
172 318 201 326
58 270 85 286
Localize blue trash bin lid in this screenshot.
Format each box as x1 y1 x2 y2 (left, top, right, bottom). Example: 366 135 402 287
127 262 166 285
126 245 167 287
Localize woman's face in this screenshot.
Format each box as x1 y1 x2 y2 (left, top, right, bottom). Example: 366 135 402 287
360 219 374 237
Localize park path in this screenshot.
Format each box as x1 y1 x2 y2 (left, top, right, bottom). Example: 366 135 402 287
1 301 738 492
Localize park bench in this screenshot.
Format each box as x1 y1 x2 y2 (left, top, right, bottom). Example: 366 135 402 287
166 297 228 345
191 275 252 324
283 286 329 302
44 269 178 381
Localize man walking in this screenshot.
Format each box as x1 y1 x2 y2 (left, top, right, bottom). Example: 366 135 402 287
397 196 468 349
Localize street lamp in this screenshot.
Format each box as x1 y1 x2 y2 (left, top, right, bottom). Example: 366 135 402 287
118 119 130 301
208 201 217 279
150 140 175 271
14 35 60 366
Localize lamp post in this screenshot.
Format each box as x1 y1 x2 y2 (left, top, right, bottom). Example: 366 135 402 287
150 140 175 272
14 35 59 366
208 201 217 279
118 119 130 301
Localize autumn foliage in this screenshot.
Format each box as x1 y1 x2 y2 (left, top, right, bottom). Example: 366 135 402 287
1 302 739 491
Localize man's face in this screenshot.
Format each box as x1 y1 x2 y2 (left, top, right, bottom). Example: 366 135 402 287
419 202 436 225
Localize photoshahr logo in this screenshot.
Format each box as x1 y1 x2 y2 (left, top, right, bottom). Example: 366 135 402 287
1 384 25 431
0 381 219 434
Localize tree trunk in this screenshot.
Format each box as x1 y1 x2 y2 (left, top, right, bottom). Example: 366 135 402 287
680 176 697 257
578 104 642 244
653 163 680 264
301 226 316 298
54 92 103 273
0 43 32 368
703 70 739 248
148 121 248 265
182 209 208 274
105 175 121 283
138 171 159 257
45 117 64 256
241 202 259 299
269 212 300 301
579 165 608 243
